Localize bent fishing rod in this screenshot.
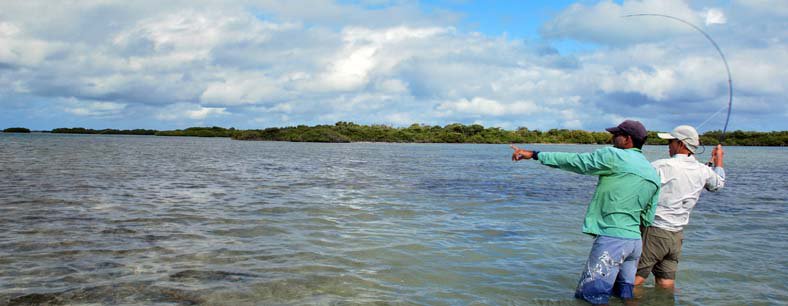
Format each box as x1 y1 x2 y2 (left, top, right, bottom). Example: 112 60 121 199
622 13 733 143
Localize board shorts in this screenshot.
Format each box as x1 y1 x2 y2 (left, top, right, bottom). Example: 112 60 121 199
575 235 642 305
637 226 683 280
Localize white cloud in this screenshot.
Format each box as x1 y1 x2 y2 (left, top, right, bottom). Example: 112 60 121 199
155 104 228 121
308 26 449 92
704 8 727 25
438 97 506 116
199 72 285 106
541 0 701 45
320 44 378 91
63 99 127 117
560 109 582 129
600 67 677 101
0 22 62 67
436 97 540 117
186 107 228 120
383 112 415 126
728 48 788 95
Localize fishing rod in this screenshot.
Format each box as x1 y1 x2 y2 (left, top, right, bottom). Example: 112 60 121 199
622 13 733 143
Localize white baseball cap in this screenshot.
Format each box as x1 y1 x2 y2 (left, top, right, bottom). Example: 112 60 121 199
658 125 700 153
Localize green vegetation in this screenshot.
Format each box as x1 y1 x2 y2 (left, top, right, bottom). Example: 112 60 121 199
51 128 157 135
699 130 788 146
232 122 788 146
43 123 788 146
233 122 619 144
51 127 233 137
155 126 236 137
3 127 31 133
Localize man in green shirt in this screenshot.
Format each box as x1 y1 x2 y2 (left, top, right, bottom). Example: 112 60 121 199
511 120 660 305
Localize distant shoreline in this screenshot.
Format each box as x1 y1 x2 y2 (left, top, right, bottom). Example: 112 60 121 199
4 123 786 146
12 135 784 148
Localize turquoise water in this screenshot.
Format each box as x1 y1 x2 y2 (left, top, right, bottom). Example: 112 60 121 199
0 133 786 305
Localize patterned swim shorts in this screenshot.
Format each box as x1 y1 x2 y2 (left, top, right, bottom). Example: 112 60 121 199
575 235 642 305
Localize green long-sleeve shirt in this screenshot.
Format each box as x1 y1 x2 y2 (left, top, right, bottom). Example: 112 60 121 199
538 147 660 239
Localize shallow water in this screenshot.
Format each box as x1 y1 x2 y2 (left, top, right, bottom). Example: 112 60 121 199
0 133 786 305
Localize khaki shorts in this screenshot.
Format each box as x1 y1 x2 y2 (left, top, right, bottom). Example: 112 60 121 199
636 226 683 280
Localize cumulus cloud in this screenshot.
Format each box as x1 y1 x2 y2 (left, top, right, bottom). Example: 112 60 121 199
63 99 127 117
600 66 678 101
155 104 228 121
704 8 727 25
307 26 449 92
0 0 785 131
186 107 228 120
436 97 540 117
538 0 787 130
0 21 61 68
541 0 701 45
199 72 286 106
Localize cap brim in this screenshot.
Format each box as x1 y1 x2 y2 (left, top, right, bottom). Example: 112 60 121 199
657 132 676 139
605 127 622 133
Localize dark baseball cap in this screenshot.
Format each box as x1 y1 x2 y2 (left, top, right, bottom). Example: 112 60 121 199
605 120 647 141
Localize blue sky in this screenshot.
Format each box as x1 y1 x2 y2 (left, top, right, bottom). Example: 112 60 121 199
420 1 573 38
0 0 785 132
420 0 603 53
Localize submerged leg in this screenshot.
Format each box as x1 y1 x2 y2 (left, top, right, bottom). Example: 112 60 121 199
655 277 675 290
612 238 641 300
575 236 632 305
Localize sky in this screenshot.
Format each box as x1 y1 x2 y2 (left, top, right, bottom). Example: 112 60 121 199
1 0 786 132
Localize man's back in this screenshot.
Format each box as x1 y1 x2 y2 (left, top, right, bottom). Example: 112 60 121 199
538 146 660 238
651 154 725 231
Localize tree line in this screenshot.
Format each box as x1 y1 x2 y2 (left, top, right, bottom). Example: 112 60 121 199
231 122 616 144
7 123 786 146
232 122 787 146
3 127 31 133
48 126 236 137
50 127 158 135
154 127 236 137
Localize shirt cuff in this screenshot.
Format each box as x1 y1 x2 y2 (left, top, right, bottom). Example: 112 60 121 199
713 166 725 179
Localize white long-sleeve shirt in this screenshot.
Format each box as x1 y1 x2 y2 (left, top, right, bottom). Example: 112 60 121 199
651 154 725 232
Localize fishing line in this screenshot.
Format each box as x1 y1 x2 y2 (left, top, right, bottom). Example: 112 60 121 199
622 13 733 143
695 104 729 130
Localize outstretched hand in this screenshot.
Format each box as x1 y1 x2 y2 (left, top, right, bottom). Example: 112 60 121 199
510 144 533 161
711 144 724 167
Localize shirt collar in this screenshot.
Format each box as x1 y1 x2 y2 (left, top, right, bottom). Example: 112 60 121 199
672 154 696 161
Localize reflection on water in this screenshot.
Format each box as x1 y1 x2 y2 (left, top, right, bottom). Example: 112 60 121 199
0 133 786 305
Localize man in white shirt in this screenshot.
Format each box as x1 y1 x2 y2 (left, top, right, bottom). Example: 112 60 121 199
635 125 725 289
